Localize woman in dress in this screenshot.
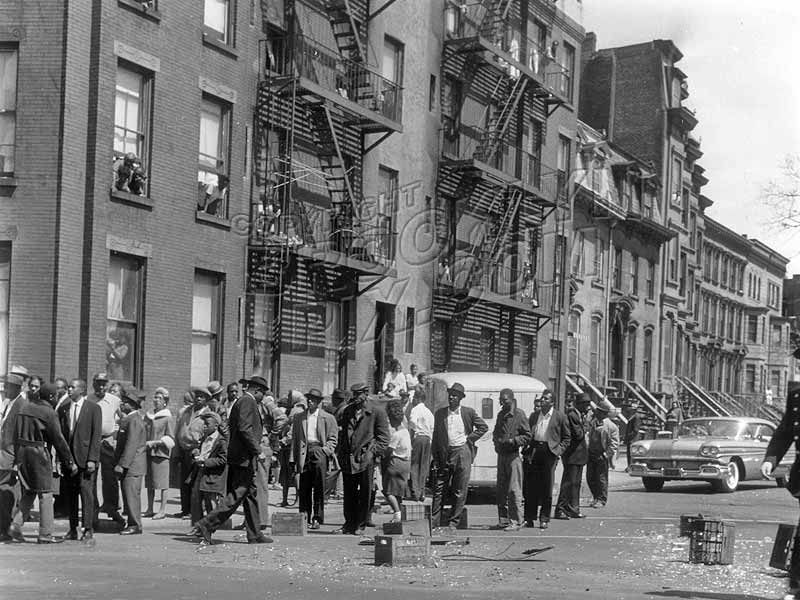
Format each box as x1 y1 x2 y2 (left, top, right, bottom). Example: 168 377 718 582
382 359 407 399
144 387 175 519
382 399 411 523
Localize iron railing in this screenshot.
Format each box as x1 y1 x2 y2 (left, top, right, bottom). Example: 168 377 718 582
266 34 403 123
436 254 542 309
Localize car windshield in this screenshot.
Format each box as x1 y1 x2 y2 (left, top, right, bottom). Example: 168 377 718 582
677 419 741 438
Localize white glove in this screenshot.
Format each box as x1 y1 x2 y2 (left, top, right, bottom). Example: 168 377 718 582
761 462 774 479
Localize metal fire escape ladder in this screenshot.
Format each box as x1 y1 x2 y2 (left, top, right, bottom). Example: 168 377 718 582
475 75 528 163
327 0 366 63
486 187 522 264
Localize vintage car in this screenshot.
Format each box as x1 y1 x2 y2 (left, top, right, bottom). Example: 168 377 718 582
628 416 792 492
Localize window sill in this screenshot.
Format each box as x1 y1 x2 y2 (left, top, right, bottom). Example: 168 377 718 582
202 31 239 59
196 211 231 229
110 189 155 209
118 0 161 21
0 176 17 187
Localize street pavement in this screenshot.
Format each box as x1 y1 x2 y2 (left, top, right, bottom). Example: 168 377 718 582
0 463 796 600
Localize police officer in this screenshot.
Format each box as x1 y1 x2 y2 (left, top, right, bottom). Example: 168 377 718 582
761 383 800 600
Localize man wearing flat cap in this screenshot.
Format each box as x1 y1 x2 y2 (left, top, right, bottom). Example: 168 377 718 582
335 382 390 535
292 388 338 529
554 392 591 520
431 382 488 532
0 373 27 541
586 403 619 509
193 375 273 544
114 389 148 534
89 372 123 527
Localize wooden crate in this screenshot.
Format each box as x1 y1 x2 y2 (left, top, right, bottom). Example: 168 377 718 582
689 519 735 565
401 502 431 522
271 512 306 536
374 535 432 566
770 523 796 571
441 507 468 529
382 518 431 537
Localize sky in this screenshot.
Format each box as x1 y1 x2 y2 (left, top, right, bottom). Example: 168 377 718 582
582 0 800 275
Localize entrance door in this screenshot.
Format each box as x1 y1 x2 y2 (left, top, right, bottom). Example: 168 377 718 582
374 302 396 392
609 319 623 380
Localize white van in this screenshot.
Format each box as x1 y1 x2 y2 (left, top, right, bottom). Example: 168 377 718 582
424 372 548 487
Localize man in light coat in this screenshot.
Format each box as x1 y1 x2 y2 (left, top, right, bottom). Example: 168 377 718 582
292 388 337 529
586 405 620 508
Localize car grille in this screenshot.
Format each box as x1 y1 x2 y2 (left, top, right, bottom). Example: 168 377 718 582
646 460 704 470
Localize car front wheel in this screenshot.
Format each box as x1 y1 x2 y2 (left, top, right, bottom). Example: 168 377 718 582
712 461 740 493
642 477 664 492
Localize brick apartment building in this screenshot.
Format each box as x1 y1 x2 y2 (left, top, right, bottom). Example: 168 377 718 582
578 34 790 420
0 0 262 393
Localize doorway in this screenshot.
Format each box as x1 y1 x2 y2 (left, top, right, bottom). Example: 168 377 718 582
374 302 396 392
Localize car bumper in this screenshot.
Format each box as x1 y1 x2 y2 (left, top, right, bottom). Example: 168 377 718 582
628 462 732 480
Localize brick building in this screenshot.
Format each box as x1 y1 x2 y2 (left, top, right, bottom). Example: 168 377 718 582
0 0 261 393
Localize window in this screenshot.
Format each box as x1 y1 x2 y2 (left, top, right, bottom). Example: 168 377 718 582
192 270 224 386
382 36 404 120
626 327 636 380
520 334 535 377
0 244 10 377
557 135 571 196
549 341 562 405
681 189 689 227
646 260 655 300
702 296 709 330
114 63 152 193
480 327 495 371
747 315 758 344
771 370 782 398
0 48 17 175
567 311 580 372
687 271 695 313
428 74 436 112
679 252 687 296
590 318 601 382
772 323 783 348
197 96 231 217
204 0 233 45
736 309 743 342
643 329 653 389
768 282 781 308
481 397 493 420
745 364 756 393
669 238 678 281
553 234 567 311
671 155 682 205
405 307 415 353
689 212 697 249
612 246 622 289
630 254 639 295
721 257 729 289
571 231 584 276
377 166 398 263
107 253 145 384
719 304 726 338
561 42 575 101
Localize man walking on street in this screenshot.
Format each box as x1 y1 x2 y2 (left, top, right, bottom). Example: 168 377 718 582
554 393 591 520
522 388 570 529
114 389 148 535
431 383 488 533
59 379 102 544
492 388 531 532
9 383 77 543
292 388 337 529
407 388 434 501
586 404 619 508
193 375 273 545
336 383 390 535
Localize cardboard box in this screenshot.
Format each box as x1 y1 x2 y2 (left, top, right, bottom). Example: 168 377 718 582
374 535 432 566
271 512 306 536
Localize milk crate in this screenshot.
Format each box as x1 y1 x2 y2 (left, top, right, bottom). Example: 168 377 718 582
382 518 431 537
770 523 796 570
689 519 735 565
679 514 704 537
441 507 468 529
401 501 431 522
374 535 432 566
271 512 306 536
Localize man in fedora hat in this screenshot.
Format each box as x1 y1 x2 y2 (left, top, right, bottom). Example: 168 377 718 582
586 403 619 509
292 388 337 529
554 392 591 520
0 373 26 541
335 382 390 535
193 375 273 544
114 389 148 535
431 382 488 532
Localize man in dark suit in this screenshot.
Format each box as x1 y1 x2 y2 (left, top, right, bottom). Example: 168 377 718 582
0 374 26 541
522 388 571 529
193 375 272 545
114 389 147 535
762 383 800 599
554 392 591 520
335 382 390 535
292 388 338 529
431 382 488 532
58 379 102 544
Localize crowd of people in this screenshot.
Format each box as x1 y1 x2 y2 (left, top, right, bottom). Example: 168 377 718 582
0 360 628 545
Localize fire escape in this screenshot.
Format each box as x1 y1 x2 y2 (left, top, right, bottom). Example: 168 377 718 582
433 0 569 372
249 0 403 389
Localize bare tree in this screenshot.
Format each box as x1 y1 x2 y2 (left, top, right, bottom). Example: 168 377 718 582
763 154 800 229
